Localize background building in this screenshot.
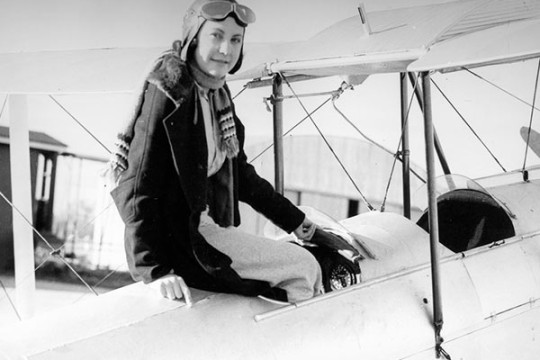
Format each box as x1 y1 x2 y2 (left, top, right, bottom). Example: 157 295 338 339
0 126 66 271
1 124 425 275
239 135 425 236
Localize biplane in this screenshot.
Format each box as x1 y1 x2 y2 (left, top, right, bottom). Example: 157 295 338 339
1 0 540 359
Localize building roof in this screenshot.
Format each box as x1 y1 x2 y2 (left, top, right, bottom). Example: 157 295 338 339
0 125 67 153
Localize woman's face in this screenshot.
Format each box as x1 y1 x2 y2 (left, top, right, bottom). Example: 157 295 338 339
194 17 244 78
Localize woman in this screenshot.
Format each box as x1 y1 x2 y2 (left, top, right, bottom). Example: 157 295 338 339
109 0 322 305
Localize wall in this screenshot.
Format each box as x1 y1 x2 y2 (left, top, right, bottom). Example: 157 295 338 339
0 145 57 271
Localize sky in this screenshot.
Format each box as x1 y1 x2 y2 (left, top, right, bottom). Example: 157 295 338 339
0 0 539 182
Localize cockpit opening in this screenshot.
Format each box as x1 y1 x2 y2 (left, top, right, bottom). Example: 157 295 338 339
416 189 515 253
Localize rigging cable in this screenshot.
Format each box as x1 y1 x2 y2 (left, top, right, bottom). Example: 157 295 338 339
380 73 420 212
331 95 426 183
281 74 375 211
63 201 115 252
71 263 127 304
232 83 248 100
48 95 112 155
250 98 333 164
34 253 52 272
46 95 126 282
1 92 165 305
0 95 8 120
465 68 540 113
90 263 123 289
522 58 540 175
430 79 507 172
0 280 22 321
0 189 98 296
34 200 117 294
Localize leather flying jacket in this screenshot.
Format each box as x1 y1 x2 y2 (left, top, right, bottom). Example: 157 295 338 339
111 54 305 298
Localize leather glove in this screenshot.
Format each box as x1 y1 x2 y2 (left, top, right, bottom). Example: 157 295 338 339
293 217 317 241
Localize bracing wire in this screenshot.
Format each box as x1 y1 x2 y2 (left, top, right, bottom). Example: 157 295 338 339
0 234 85 322
431 78 507 172
38 201 120 300
0 280 22 321
522 58 540 173
331 99 426 183
38 201 117 282
381 157 400 212
0 189 98 296
380 73 419 212
281 74 375 211
44 95 125 289
233 84 248 100
92 264 123 289
0 95 8 119
71 263 127 304
1 253 52 320
21 202 115 296
48 95 112 155
1 93 142 307
249 98 332 164
34 256 51 272
62 201 116 253
1 267 38 321
3 90 155 303
465 68 540 113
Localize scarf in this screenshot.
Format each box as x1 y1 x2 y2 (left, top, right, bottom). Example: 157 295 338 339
189 62 239 160
189 63 239 227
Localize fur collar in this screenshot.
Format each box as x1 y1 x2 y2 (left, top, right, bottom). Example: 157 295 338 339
147 53 194 107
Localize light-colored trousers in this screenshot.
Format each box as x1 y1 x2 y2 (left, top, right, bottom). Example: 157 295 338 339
199 211 323 302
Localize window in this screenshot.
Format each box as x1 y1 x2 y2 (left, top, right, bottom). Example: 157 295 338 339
347 199 359 217
35 154 53 201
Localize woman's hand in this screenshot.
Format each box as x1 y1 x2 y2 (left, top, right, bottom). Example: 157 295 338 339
293 217 317 241
148 274 193 306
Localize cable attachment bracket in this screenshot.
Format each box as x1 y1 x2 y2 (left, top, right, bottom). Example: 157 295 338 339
437 344 452 360
523 169 529 182
434 319 451 359
49 248 63 257
332 81 354 101
263 97 272 112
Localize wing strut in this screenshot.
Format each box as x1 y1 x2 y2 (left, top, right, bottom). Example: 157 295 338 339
522 58 540 180
421 72 449 359
400 73 412 219
8 95 36 320
408 73 452 175
271 74 285 194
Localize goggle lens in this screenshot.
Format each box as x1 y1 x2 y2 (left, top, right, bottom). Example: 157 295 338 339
201 2 256 25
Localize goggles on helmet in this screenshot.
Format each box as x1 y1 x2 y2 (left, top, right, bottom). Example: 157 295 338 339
200 1 256 26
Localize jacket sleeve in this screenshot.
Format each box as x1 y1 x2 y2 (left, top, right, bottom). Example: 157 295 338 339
235 119 305 233
111 84 175 283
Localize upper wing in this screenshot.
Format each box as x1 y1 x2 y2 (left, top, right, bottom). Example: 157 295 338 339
0 48 165 94
408 17 540 73
3 1 539 94
234 0 540 81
